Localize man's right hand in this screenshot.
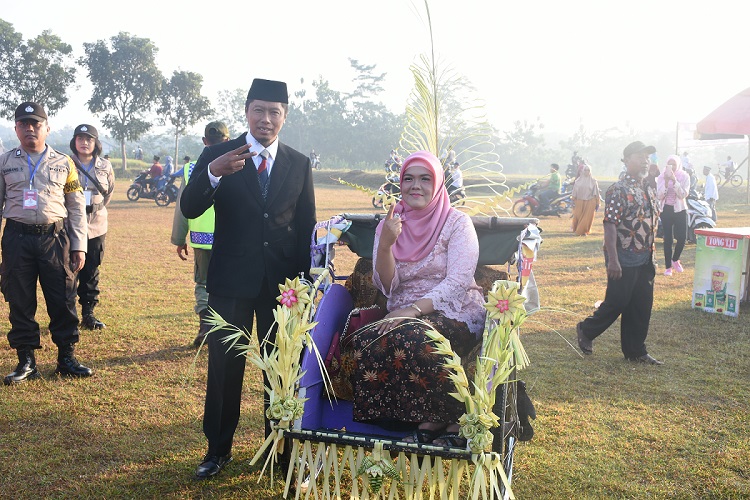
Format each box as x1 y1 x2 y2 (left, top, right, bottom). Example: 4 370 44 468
208 143 257 177
606 259 622 280
176 244 189 261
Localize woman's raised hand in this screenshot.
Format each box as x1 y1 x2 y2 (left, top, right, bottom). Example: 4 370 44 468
379 203 402 247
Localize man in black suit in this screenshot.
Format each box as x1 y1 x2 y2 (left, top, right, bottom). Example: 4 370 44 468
181 78 316 480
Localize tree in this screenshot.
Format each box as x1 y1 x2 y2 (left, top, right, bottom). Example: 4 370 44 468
0 20 76 118
283 77 349 163
215 88 247 135
80 32 162 172
346 58 386 110
495 119 552 173
158 70 213 164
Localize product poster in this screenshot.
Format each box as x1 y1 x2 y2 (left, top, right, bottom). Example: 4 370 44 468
692 228 750 317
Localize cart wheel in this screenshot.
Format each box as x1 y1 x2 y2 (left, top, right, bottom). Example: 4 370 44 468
155 191 170 207
126 186 140 201
491 375 517 500
512 200 532 217
730 174 743 187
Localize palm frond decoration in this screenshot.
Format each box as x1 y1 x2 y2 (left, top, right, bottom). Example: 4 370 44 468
391 0 515 216
201 271 333 480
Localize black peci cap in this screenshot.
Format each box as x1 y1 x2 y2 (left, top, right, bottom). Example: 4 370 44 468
246 78 288 104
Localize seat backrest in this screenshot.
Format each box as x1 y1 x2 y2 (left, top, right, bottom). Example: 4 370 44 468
298 283 354 388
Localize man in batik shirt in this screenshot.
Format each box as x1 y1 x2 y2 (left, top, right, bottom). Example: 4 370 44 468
576 141 663 365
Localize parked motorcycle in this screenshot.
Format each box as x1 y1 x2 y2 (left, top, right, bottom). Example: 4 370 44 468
686 194 716 243
372 174 400 209
127 171 180 207
656 193 716 243
310 152 321 170
512 181 573 217
449 185 466 206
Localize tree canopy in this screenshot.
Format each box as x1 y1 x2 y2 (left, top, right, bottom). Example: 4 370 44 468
0 20 76 119
79 32 162 170
158 70 213 164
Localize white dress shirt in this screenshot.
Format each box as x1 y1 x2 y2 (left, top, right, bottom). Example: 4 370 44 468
208 133 279 188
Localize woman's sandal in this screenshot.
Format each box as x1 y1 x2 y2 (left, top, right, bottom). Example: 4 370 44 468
432 432 468 448
403 427 442 444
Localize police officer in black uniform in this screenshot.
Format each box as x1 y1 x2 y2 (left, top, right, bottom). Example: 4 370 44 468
1 102 93 385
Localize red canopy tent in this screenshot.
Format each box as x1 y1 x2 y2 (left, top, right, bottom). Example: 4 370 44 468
695 86 750 203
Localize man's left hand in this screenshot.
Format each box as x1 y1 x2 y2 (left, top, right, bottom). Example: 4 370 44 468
70 251 86 273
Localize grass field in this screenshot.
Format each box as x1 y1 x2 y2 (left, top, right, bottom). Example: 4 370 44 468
0 170 748 499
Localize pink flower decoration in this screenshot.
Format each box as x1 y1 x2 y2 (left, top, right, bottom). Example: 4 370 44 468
280 289 298 308
495 299 509 313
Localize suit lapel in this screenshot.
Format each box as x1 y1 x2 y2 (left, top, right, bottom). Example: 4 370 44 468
232 133 264 204
265 143 290 205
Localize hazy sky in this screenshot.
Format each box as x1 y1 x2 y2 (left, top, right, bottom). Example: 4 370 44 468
4 0 750 137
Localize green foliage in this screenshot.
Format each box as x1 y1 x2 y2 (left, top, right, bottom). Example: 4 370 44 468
283 71 404 168
397 0 511 215
0 20 76 118
158 71 213 137
214 88 247 136
80 32 163 143
157 70 213 162
495 119 554 174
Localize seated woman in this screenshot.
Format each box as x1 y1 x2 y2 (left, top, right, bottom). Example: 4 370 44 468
347 150 486 446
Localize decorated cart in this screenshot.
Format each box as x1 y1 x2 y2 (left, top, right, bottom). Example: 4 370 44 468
215 214 541 499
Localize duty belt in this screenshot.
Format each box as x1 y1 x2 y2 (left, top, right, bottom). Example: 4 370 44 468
4 218 64 235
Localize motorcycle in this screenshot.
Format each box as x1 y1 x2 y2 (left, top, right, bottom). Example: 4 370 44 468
686 194 716 243
512 180 573 217
566 152 584 179
127 171 180 207
372 174 400 209
449 185 466 206
154 173 181 207
310 153 321 170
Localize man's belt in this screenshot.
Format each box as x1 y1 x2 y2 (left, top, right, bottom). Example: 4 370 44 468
4 218 64 235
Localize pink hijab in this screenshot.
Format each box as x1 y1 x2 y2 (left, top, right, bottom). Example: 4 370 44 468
379 150 452 262
659 154 688 184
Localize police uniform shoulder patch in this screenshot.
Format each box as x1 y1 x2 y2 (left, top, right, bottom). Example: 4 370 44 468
15 149 21 157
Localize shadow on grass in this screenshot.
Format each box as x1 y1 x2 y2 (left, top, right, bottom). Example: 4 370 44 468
103 344 199 369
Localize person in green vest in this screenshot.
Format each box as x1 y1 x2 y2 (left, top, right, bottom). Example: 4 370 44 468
171 121 230 346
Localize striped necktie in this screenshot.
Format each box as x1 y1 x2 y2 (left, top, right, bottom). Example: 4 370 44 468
258 149 269 198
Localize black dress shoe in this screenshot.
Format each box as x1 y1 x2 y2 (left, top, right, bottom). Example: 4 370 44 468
577 323 592 355
627 354 664 365
195 453 232 480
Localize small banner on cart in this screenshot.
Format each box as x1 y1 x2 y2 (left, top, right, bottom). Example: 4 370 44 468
704 235 739 250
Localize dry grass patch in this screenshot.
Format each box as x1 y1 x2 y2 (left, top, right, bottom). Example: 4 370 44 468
0 176 748 498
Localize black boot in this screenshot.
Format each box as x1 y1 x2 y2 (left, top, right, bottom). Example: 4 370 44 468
4 348 41 385
81 303 106 330
55 344 94 378
193 309 211 347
